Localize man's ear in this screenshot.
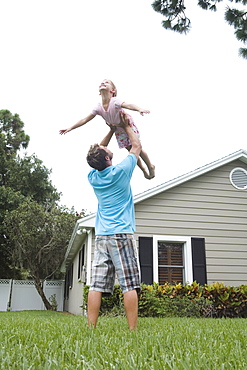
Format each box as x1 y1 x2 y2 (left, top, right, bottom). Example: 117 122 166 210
105 155 110 161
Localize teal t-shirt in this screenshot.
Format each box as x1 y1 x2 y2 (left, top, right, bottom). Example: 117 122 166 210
88 153 137 235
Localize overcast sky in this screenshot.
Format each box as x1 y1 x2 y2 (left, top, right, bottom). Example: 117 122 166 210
1 0 246 214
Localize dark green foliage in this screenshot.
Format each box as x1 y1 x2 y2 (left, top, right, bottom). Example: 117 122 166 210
100 286 125 316
152 0 191 33
151 0 247 58
83 285 125 316
4 199 78 309
225 6 247 56
203 282 247 317
0 187 24 278
8 154 60 207
0 110 29 158
239 46 247 57
0 110 61 278
4 199 77 281
138 282 216 318
138 286 209 317
83 282 247 318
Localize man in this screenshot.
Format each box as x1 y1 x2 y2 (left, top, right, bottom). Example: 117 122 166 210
86 112 142 330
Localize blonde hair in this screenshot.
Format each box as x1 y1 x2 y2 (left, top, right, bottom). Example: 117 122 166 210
108 80 117 97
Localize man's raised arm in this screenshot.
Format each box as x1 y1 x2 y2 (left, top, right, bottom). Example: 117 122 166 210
119 112 142 159
99 124 116 147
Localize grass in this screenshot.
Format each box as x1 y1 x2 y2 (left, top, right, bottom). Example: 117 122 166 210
0 311 247 369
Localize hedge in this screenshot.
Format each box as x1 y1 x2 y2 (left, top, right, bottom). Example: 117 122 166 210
83 282 247 318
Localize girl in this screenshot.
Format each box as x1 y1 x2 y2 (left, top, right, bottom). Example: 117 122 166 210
59 79 155 179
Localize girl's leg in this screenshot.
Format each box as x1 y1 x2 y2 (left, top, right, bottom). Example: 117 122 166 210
140 149 155 179
125 147 150 179
137 157 150 179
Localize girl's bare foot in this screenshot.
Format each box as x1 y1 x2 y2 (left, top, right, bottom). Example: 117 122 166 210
144 172 152 179
148 165 155 179
143 169 151 179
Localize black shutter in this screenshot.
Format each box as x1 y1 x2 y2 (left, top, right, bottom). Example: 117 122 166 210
191 238 207 285
139 237 153 284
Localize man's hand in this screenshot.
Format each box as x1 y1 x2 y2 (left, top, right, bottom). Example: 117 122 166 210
105 122 117 131
119 111 130 129
119 111 142 159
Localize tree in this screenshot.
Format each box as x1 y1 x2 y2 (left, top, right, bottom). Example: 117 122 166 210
8 153 60 207
152 0 247 59
4 199 78 310
0 187 24 277
0 110 61 277
0 110 29 153
0 109 30 185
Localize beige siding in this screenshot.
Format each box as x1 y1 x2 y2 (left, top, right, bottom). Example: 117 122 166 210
64 252 84 315
135 160 247 285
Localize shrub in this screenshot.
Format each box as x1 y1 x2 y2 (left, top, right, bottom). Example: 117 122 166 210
138 283 211 318
82 285 124 316
48 294 58 311
82 282 247 318
203 282 247 318
100 285 124 316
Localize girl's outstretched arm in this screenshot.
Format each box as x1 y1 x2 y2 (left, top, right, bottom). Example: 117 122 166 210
121 102 150 116
59 113 95 135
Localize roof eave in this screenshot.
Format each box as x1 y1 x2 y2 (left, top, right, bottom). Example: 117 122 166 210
60 215 94 272
134 149 247 204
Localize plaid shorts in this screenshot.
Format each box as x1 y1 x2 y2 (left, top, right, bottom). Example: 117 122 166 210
90 234 140 295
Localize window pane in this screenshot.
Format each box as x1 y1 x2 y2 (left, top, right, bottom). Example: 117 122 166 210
158 242 183 284
158 243 183 265
158 267 183 285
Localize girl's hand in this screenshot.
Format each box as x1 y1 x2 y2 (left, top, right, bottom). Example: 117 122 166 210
121 102 150 115
139 108 150 116
59 128 71 135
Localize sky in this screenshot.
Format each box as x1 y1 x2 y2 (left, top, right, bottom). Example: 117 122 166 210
1 0 246 215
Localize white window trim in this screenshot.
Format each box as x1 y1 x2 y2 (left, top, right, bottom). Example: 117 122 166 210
153 235 193 284
86 230 92 286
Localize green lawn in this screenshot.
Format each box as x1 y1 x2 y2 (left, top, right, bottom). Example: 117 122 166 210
0 311 246 369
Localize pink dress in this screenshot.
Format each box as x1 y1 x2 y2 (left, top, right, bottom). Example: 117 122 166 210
92 97 140 148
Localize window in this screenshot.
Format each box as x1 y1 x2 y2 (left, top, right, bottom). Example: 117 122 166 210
77 244 85 280
153 235 193 284
158 242 184 284
139 236 206 285
64 263 74 299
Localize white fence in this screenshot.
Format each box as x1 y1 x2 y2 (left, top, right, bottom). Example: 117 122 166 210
0 279 12 311
0 279 64 312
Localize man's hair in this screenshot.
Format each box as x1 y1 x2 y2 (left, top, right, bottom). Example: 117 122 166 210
86 144 108 171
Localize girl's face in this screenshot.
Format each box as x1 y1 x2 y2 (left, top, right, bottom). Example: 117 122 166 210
99 80 115 95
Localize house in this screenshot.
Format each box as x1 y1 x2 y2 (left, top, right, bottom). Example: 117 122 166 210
61 149 247 315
